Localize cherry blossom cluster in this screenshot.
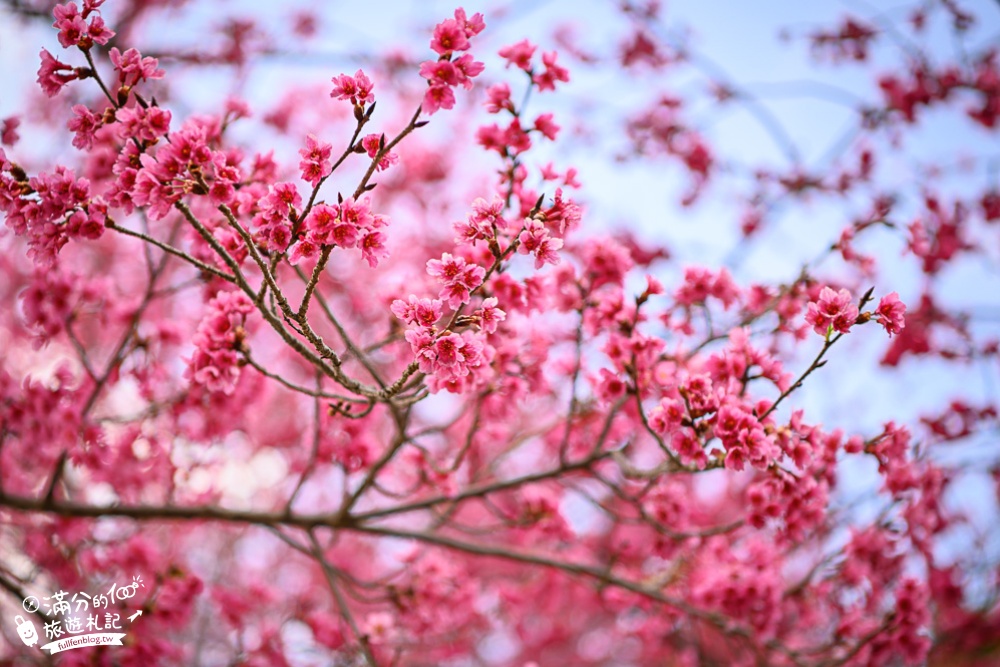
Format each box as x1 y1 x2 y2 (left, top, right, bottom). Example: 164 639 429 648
52 0 114 50
497 39 570 92
392 250 506 393
419 9 486 114
289 195 390 268
0 162 106 265
186 290 255 394
248 181 298 252
298 134 332 187
330 69 375 107
0 2 997 666
805 286 907 338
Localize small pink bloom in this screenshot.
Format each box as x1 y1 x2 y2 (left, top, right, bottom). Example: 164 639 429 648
86 13 114 45
67 105 101 150
431 18 470 55
435 332 466 366
533 113 560 141
485 83 513 114
360 134 398 171
423 84 457 115
475 297 506 333
498 39 536 71
109 47 163 85
595 368 627 404
518 220 563 269
288 238 319 264
453 54 485 88
298 134 332 187
359 230 388 268
37 49 78 97
0 116 19 146
533 51 570 92
330 69 374 105
420 60 459 86
392 295 443 329
453 8 485 37
805 286 859 336
874 292 906 336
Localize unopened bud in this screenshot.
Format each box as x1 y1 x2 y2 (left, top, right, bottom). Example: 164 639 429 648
117 85 132 107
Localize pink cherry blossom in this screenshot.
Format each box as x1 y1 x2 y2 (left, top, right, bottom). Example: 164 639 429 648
874 291 907 336
330 69 375 105
498 39 536 71
0 4 997 665
806 286 860 335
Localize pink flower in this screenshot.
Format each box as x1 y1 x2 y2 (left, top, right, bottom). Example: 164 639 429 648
301 203 338 243
392 295 443 329
498 39 536 71
86 13 114 45
475 297 506 333
453 54 485 88
360 133 398 171
805 286 859 336
67 105 101 150
420 60 459 87
435 332 466 366
476 123 505 153
298 134 332 187
52 3 89 48
453 8 485 37
359 230 388 268
533 113 560 141
109 48 163 85
471 196 506 229
533 51 570 92
37 49 78 97
431 18 470 55
649 399 686 435
362 612 397 645
595 368 627 404
288 237 319 264
518 219 563 269
427 253 486 308
330 69 374 105
874 292 906 336
503 118 532 154
329 221 359 248
268 181 302 212
405 328 437 372
0 116 19 146
423 84 457 115
339 196 375 228
427 252 486 308
674 266 740 309
485 83 513 114
453 197 505 245
186 291 255 395
427 252 470 282
115 106 172 143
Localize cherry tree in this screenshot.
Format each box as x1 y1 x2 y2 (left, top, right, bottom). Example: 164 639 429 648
1 0 999 665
